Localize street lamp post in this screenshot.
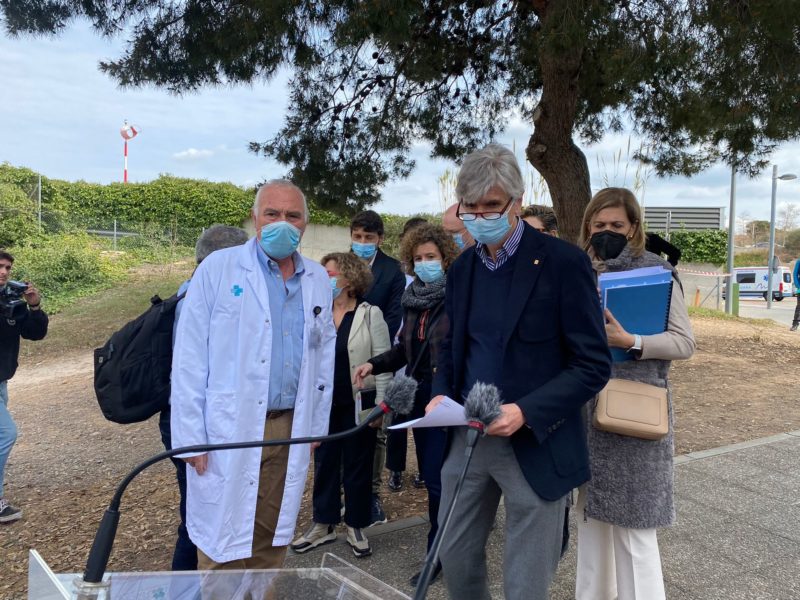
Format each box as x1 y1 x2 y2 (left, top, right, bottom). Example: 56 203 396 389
767 165 798 309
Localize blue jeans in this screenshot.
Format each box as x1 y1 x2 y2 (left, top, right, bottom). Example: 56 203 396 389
0 380 17 499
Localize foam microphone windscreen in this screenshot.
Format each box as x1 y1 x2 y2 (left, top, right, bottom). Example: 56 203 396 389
464 382 502 429
383 375 417 416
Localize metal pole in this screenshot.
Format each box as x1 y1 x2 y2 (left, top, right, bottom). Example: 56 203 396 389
767 165 778 309
725 163 736 314
124 140 128 183
113 219 118 251
37 174 42 232
666 211 672 241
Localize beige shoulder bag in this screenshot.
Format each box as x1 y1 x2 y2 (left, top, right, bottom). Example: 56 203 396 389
592 378 668 440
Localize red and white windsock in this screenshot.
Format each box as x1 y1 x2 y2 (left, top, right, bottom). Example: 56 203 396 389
120 122 140 183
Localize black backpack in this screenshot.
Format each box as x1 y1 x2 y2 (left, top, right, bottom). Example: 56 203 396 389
93 292 186 424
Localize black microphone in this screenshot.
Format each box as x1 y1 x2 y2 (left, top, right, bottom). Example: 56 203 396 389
79 377 417 589
414 381 502 600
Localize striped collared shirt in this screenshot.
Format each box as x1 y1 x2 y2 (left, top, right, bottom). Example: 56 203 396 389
475 218 525 271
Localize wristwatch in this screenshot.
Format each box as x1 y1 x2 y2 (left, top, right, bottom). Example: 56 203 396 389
627 334 642 354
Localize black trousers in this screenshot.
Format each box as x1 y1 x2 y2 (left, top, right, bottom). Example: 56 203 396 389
158 407 198 571
386 380 447 551
313 403 377 529
793 295 800 323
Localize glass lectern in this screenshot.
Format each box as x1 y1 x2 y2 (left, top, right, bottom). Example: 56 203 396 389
29 550 410 599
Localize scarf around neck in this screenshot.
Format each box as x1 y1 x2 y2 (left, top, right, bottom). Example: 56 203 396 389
401 276 447 311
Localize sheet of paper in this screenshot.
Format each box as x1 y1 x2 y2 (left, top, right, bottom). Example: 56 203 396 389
388 396 467 429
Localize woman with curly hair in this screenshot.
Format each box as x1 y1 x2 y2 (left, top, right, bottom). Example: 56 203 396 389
290 252 391 558
353 223 459 585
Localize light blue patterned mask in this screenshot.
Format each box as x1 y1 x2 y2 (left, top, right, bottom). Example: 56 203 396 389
259 221 300 259
352 242 377 260
414 260 445 284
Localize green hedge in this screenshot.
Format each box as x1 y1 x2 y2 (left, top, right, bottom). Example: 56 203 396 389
1 163 355 230
0 183 39 247
669 229 728 265
9 233 137 313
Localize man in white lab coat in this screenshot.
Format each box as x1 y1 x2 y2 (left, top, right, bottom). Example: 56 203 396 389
171 180 336 569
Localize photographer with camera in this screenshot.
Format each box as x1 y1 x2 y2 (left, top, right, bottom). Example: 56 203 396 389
0 250 48 523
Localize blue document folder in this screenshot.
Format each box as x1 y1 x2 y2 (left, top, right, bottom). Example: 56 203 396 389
599 267 673 362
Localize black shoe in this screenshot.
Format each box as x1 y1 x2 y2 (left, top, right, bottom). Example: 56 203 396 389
409 563 442 587
369 494 387 526
0 498 22 523
791 322 798 331
388 471 403 491
412 472 426 489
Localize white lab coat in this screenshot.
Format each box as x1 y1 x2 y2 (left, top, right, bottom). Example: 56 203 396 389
170 239 336 563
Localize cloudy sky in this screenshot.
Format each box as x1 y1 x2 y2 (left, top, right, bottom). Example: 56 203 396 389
1 21 799 223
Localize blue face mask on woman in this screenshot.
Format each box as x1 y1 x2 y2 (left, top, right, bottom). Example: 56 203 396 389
463 209 513 246
330 276 343 300
352 241 377 260
414 260 445 284
259 221 301 259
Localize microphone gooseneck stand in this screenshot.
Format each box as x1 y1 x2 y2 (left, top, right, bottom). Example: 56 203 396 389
413 422 484 600
79 402 396 591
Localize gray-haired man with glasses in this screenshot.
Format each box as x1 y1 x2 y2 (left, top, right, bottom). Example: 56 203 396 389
427 144 611 599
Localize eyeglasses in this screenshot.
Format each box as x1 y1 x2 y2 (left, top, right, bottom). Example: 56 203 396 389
457 197 514 222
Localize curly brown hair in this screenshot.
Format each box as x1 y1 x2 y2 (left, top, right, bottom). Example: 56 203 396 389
400 223 460 277
321 252 373 298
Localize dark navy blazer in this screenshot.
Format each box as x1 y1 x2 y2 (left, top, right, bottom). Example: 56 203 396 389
363 248 406 339
432 223 612 500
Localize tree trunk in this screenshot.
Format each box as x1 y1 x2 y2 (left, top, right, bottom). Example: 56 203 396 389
525 0 591 245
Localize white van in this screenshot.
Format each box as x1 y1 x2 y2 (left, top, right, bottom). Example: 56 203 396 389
731 266 794 301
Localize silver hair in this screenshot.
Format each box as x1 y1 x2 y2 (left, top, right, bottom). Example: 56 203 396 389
252 179 310 223
195 224 249 263
455 143 525 206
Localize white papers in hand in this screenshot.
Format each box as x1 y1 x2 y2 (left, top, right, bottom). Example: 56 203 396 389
388 396 467 429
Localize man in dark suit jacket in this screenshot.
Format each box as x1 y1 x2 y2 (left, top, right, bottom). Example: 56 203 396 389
350 210 406 338
349 210 406 525
428 144 611 600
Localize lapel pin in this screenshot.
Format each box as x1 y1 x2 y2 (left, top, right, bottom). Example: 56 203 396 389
533 259 540 265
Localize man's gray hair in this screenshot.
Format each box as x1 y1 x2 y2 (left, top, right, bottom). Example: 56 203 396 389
456 143 525 206
196 224 250 263
252 179 310 223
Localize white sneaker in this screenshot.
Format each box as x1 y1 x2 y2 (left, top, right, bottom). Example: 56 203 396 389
290 522 336 553
346 526 372 558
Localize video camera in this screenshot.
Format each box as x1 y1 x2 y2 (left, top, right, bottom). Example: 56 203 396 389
0 280 30 320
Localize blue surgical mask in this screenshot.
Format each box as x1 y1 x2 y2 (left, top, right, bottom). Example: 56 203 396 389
259 221 301 259
463 210 514 245
452 233 465 250
414 260 445 284
352 241 377 260
330 276 343 300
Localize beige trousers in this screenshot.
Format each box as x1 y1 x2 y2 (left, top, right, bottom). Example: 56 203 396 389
198 410 293 571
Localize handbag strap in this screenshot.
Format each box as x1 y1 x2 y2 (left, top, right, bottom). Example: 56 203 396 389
406 306 444 379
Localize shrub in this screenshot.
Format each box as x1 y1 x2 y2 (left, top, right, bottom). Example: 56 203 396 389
0 184 39 247
669 229 728 265
9 233 134 313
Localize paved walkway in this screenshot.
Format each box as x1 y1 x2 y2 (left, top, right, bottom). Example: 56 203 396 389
739 297 797 328
285 431 800 599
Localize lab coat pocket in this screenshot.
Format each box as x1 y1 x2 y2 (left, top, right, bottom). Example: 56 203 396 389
205 391 237 442
191 469 226 505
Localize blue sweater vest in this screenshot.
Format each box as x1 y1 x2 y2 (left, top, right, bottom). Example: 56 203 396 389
462 252 518 397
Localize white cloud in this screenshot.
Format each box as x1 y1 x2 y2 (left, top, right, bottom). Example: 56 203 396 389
172 148 215 160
